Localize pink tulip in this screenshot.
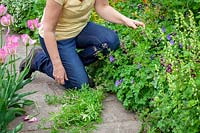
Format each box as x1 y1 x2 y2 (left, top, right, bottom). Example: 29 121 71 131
0 48 8 64
23 115 38 123
3 45 17 55
21 34 29 45
33 18 40 28
23 115 31 121
28 117 38 123
4 35 20 55
27 20 34 31
29 38 37 45
0 4 7 16
6 35 20 45
21 34 36 46
0 13 14 26
27 18 40 31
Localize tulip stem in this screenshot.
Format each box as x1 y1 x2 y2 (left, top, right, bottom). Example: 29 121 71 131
10 55 13 74
13 54 16 75
26 46 28 58
0 28 2 48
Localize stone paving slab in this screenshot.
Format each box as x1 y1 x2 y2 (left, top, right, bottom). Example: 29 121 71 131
94 121 141 133
94 94 141 133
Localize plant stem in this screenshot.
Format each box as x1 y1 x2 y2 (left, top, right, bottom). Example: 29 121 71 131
0 28 3 48
13 54 16 76
10 55 13 74
26 46 28 58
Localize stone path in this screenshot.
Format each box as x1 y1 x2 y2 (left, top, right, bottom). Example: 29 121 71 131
9 46 141 133
94 94 141 133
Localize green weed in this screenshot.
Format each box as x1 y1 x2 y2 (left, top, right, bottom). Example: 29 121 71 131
44 85 104 133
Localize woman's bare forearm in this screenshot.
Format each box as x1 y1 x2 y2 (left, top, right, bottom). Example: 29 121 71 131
95 2 127 25
44 32 62 67
95 0 145 29
42 0 63 67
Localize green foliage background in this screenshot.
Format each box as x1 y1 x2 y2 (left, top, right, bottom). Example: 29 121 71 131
1 0 200 132
1 0 45 34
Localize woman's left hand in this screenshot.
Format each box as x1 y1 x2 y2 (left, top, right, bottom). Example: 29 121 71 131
124 17 145 29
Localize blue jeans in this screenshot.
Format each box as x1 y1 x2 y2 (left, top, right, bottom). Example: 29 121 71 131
34 22 120 89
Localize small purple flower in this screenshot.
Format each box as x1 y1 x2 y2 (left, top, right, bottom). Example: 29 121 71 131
167 64 172 68
166 63 172 73
166 67 172 73
179 43 183 49
167 34 172 41
115 80 120 87
170 40 175 45
137 4 142 9
131 79 134 84
115 79 123 87
109 55 115 63
161 26 166 33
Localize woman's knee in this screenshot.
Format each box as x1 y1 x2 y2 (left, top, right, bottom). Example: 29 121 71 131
107 31 120 51
64 78 89 89
75 78 89 88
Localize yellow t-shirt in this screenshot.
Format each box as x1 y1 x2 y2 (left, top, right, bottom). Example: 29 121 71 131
39 0 95 40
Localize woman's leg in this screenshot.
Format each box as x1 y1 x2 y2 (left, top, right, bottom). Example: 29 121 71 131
33 36 89 89
76 22 120 66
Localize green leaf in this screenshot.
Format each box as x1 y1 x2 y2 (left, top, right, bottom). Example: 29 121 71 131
15 79 32 91
188 100 197 108
12 123 23 133
22 99 34 106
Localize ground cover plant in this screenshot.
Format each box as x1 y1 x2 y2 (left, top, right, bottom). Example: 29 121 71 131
44 86 104 133
89 0 200 132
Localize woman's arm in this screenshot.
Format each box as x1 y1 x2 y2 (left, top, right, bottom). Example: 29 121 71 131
43 0 68 84
94 0 145 29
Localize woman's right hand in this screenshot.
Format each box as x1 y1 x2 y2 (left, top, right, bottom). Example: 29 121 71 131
53 63 68 85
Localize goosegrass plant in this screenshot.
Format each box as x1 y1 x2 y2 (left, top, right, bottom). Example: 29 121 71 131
44 85 104 133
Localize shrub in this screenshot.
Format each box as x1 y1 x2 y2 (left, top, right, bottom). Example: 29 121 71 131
148 0 200 23
145 11 200 133
89 1 200 132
